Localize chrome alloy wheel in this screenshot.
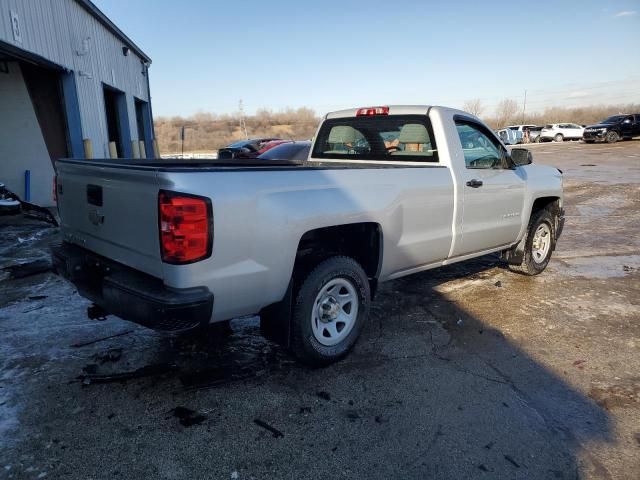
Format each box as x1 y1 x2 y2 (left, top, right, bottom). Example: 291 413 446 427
311 278 359 346
531 223 552 264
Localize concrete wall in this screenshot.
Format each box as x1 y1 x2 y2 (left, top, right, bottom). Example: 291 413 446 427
0 62 54 206
0 0 152 158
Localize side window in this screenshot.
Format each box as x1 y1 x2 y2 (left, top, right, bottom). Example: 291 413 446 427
455 121 506 169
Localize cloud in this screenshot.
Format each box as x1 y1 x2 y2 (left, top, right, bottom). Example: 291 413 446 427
613 11 637 17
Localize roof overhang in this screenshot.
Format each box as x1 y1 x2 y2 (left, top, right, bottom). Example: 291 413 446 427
74 0 151 64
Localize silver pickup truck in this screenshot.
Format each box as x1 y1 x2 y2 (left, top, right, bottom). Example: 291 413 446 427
51 105 564 365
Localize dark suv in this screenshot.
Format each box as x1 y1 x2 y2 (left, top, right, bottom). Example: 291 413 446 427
583 114 640 143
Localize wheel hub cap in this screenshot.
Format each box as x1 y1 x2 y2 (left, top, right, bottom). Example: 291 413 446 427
318 296 340 322
532 223 551 263
311 278 359 347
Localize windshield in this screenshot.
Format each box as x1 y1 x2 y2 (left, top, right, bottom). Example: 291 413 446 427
227 140 252 148
259 142 311 160
601 115 626 124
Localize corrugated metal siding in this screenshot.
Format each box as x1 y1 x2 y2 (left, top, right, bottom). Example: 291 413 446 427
0 0 151 157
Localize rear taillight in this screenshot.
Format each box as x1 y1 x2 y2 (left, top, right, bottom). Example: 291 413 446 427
159 191 212 264
356 106 389 116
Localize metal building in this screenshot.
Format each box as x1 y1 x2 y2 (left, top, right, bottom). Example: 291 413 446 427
0 0 154 206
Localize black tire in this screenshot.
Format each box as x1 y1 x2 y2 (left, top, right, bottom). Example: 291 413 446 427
509 209 556 276
554 133 564 142
605 131 619 143
290 256 370 366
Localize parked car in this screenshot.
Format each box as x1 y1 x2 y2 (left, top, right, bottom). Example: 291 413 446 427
217 138 283 159
583 114 640 143
506 125 542 143
539 123 584 142
51 105 564 366
257 141 312 161
497 128 522 145
528 126 543 142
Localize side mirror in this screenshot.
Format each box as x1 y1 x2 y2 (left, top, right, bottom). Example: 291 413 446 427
511 148 532 166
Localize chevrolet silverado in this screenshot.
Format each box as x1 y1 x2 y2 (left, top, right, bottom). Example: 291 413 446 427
51 105 564 365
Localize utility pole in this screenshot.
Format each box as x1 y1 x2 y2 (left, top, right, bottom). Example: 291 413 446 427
180 126 185 157
522 89 527 124
239 99 248 140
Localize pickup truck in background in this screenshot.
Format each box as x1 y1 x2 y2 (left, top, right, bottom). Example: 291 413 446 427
505 124 543 143
583 114 640 143
51 105 564 366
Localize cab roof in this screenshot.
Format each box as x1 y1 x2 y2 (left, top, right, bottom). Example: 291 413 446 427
324 105 473 120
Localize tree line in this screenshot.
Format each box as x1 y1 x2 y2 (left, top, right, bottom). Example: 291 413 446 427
463 99 640 128
154 107 319 154
154 102 639 154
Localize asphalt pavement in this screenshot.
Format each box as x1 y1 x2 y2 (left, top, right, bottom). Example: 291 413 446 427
1 140 639 479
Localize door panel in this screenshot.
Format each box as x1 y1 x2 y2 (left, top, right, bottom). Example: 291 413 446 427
452 121 526 257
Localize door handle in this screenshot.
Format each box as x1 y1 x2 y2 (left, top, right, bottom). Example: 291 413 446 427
466 179 483 188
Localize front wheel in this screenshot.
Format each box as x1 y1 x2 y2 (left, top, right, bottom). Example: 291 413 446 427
554 133 564 142
605 131 619 143
510 209 556 276
291 256 370 366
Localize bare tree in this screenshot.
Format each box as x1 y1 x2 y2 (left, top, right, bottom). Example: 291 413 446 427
494 99 520 127
462 98 485 117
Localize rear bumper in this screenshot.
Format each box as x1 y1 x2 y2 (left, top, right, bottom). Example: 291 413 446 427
51 242 213 332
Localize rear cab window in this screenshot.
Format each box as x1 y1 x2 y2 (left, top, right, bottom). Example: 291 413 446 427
311 115 439 163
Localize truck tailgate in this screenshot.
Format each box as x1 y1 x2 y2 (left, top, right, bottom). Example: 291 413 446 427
56 161 163 279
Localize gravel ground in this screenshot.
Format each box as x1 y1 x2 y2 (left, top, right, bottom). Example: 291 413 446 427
0 140 639 479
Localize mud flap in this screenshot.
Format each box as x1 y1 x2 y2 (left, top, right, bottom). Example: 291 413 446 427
501 239 525 265
259 279 293 348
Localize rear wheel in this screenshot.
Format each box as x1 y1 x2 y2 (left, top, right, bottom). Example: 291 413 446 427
554 133 564 142
605 131 619 143
510 209 556 276
291 256 370 366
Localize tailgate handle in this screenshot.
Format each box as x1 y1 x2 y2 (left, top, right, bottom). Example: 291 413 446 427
87 184 103 206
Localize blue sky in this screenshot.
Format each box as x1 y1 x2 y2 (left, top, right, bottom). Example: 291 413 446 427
94 0 640 117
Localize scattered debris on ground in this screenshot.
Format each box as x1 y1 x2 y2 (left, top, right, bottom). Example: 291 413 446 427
70 330 134 348
253 419 284 438
170 407 207 427
2 260 51 279
78 363 176 386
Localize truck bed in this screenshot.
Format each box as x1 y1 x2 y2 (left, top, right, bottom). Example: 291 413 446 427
58 158 445 172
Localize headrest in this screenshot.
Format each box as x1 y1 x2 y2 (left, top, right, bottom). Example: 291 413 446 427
328 126 363 144
398 124 430 144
